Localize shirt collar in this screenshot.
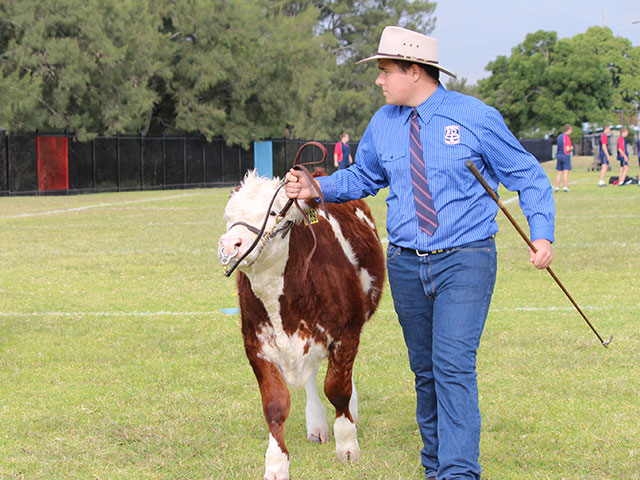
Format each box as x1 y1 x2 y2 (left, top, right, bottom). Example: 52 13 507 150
404 83 446 125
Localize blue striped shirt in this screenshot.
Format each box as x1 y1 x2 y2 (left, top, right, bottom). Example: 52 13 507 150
318 84 555 251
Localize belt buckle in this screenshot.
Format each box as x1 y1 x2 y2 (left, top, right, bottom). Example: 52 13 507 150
415 248 445 257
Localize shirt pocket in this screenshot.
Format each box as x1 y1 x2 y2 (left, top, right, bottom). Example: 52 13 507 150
380 151 406 163
379 150 412 192
445 144 473 161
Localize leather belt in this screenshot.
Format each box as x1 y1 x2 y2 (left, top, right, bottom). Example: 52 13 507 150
390 243 454 257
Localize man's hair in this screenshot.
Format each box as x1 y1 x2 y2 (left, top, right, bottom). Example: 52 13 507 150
394 60 440 82
621 127 628 133
563 124 572 132
340 132 349 140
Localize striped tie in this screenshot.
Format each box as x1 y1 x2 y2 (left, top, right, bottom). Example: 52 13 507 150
409 108 439 235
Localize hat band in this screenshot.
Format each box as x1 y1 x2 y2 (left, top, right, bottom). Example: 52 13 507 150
377 51 440 65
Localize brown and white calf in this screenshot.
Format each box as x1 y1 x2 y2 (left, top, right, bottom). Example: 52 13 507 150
218 170 385 480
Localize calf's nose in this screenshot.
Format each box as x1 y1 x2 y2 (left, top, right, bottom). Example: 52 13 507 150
218 235 243 257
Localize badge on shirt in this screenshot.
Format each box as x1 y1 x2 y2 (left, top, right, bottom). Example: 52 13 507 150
444 125 461 145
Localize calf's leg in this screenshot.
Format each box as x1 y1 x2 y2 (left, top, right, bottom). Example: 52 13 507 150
304 364 330 443
324 344 360 463
250 356 292 480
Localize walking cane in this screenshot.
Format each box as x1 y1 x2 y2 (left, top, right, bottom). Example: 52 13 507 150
465 160 612 348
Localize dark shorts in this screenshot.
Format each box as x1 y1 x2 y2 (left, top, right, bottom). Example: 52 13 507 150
618 158 628 166
556 156 571 171
599 150 609 165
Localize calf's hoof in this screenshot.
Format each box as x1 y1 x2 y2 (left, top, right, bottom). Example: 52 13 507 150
264 475 288 480
336 444 360 463
307 426 330 443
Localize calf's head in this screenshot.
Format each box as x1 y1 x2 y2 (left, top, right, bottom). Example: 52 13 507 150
218 170 303 273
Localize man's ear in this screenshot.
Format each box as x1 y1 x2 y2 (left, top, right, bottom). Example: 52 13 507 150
410 63 422 82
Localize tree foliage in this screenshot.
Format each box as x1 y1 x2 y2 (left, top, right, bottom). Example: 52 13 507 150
478 27 640 137
1 2 639 144
570 26 640 125
0 0 164 139
0 0 436 143
445 77 479 98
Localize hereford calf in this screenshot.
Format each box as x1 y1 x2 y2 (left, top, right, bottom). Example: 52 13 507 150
218 170 385 480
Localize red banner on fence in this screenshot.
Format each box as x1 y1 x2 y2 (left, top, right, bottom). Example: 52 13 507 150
37 136 69 191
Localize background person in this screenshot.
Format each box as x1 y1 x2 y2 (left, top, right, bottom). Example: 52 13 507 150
333 132 353 169
285 25 555 480
617 127 630 185
598 125 611 187
555 124 574 192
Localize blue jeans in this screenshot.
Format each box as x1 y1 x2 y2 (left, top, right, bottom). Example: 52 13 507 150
387 238 497 480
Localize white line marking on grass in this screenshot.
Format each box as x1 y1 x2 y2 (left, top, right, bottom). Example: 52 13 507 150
0 311 221 318
490 305 609 313
1 192 204 219
1 304 626 319
374 305 614 316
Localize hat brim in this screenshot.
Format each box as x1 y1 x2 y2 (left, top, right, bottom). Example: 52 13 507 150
356 54 457 79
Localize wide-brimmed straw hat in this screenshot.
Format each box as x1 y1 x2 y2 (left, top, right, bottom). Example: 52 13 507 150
357 26 456 78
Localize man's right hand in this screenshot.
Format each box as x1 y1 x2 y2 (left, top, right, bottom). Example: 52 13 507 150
285 169 320 200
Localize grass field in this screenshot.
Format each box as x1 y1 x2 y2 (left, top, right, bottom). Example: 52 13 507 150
1 156 639 480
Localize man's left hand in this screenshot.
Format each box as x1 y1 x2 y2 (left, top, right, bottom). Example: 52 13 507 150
529 239 553 269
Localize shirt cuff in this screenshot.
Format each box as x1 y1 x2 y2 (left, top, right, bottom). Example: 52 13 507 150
316 176 337 203
530 223 555 243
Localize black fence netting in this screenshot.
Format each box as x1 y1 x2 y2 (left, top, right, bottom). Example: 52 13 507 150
519 138 553 163
0 133 360 195
1 130 548 196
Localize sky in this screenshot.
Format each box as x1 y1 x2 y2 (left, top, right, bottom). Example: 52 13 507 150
431 0 640 84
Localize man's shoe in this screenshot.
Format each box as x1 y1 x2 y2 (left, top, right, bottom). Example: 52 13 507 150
598 181 606 187
563 187 569 192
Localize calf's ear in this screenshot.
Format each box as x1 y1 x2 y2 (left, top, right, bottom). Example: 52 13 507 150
229 185 241 198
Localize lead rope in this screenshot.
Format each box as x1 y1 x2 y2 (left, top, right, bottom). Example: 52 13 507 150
223 142 329 278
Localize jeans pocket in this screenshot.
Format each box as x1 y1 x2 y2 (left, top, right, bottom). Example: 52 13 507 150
444 247 497 303
386 243 401 262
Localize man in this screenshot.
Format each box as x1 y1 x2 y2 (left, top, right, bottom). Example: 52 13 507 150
555 124 574 192
598 126 611 187
616 127 630 186
334 132 353 169
285 26 555 480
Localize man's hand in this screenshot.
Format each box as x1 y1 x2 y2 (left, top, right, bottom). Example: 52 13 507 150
529 239 553 269
284 169 321 200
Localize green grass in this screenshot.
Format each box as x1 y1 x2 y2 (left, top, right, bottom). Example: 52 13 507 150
0 156 638 479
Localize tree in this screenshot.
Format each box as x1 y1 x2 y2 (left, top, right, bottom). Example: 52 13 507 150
271 0 437 140
0 0 164 139
445 77 479 98
478 30 613 137
569 26 640 126
152 0 327 145
0 0 442 144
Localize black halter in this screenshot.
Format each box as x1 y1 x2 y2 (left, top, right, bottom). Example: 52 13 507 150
221 142 329 278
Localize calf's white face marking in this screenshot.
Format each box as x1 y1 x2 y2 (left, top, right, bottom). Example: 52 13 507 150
219 171 301 270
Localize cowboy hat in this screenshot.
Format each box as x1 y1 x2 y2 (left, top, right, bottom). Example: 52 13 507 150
357 26 456 78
